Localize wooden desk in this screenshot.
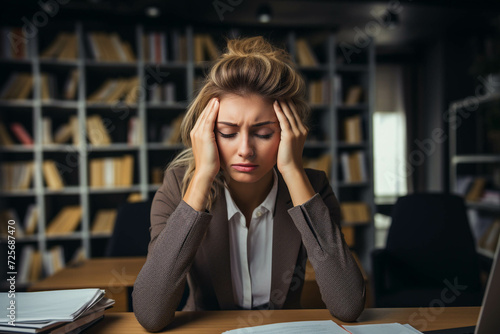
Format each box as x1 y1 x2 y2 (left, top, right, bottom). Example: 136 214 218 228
88 308 480 333
28 257 145 312
28 257 331 312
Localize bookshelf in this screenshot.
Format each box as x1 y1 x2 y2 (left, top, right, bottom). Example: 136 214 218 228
0 22 375 287
449 91 500 260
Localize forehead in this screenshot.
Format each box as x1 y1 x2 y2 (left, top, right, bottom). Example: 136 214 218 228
218 94 275 121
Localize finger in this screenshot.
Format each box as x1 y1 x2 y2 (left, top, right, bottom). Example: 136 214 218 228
195 98 216 132
287 100 308 133
204 98 219 131
274 100 291 132
279 99 299 132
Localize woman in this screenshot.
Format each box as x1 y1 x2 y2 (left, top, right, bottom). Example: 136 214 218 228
132 36 365 332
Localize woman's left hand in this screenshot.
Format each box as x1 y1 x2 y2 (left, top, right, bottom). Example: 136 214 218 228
273 99 308 178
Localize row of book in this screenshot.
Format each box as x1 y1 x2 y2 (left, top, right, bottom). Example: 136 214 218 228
0 73 363 106
340 150 368 183
0 205 38 237
89 155 134 188
0 204 117 240
87 76 139 104
0 70 78 101
0 27 29 59
1 157 131 191
1 28 331 69
461 176 500 205
143 30 187 63
0 161 34 191
87 32 136 62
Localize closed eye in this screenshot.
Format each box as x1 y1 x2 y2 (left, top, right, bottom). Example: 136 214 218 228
217 131 236 138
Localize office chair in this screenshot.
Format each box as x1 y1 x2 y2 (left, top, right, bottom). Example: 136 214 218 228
371 193 483 307
105 200 153 257
105 199 189 310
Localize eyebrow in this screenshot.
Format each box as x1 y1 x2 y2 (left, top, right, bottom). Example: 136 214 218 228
217 121 276 127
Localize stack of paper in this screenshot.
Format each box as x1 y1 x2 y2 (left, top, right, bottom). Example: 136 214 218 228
222 320 423 333
0 288 114 333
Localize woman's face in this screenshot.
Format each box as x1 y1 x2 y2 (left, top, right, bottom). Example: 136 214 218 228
216 93 281 185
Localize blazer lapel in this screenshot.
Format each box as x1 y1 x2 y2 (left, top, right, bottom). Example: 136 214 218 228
201 189 236 310
270 170 303 309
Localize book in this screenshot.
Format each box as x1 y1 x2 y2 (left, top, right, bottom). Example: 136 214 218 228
89 155 134 188
10 122 33 145
42 117 53 144
42 160 65 190
91 209 117 235
87 32 135 62
0 122 14 146
344 85 363 105
0 73 33 100
40 32 78 60
478 219 500 253
86 114 111 146
343 115 363 143
340 202 371 224
1 27 28 59
45 205 82 236
23 204 38 235
0 161 34 191
465 177 486 202
295 38 318 66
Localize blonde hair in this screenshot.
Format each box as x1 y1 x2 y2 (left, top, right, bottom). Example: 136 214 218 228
167 36 310 209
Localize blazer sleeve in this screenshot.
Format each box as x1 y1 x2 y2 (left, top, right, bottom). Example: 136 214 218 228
132 167 212 332
287 170 366 322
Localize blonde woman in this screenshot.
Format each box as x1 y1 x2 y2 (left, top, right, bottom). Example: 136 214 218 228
133 36 365 332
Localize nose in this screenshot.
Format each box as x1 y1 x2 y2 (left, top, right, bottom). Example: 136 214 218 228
237 133 254 160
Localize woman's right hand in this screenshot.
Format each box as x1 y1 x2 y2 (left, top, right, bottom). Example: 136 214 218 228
190 97 220 180
183 97 220 211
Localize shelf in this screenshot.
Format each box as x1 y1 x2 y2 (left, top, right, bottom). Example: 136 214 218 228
0 58 31 65
477 247 495 259
338 181 370 188
86 102 138 110
304 141 330 149
88 185 141 194
148 184 161 192
85 60 137 69
337 142 367 149
0 145 34 152
298 64 330 72
41 100 79 109
0 235 39 243
0 100 34 108
46 232 84 240
336 64 369 72
146 102 188 110
337 103 369 111
467 201 500 213
39 59 79 67
44 186 81 195
147 143 184 150
43 144 79 151
450 91 500 111
452 155 500 164
0 189 36 197
87 143 140 151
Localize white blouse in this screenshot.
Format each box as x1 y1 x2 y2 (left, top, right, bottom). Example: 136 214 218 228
225 169 278 309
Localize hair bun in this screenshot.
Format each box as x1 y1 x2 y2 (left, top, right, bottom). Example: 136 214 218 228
224 36 292 64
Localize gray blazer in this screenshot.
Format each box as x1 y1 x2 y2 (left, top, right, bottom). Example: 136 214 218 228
132 166 365 332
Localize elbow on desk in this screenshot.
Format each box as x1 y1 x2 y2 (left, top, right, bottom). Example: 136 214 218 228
326 288 366 322
133 306 175 332
132 290 175 332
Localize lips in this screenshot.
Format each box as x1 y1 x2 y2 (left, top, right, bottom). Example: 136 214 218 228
232 164 258 172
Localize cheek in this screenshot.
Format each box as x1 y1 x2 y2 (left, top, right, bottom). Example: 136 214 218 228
262 138 280 161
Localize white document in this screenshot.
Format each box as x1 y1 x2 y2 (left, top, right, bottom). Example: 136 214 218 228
343 323 423 334
222 321 423 334
222 320 347 334
0 288 105 323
